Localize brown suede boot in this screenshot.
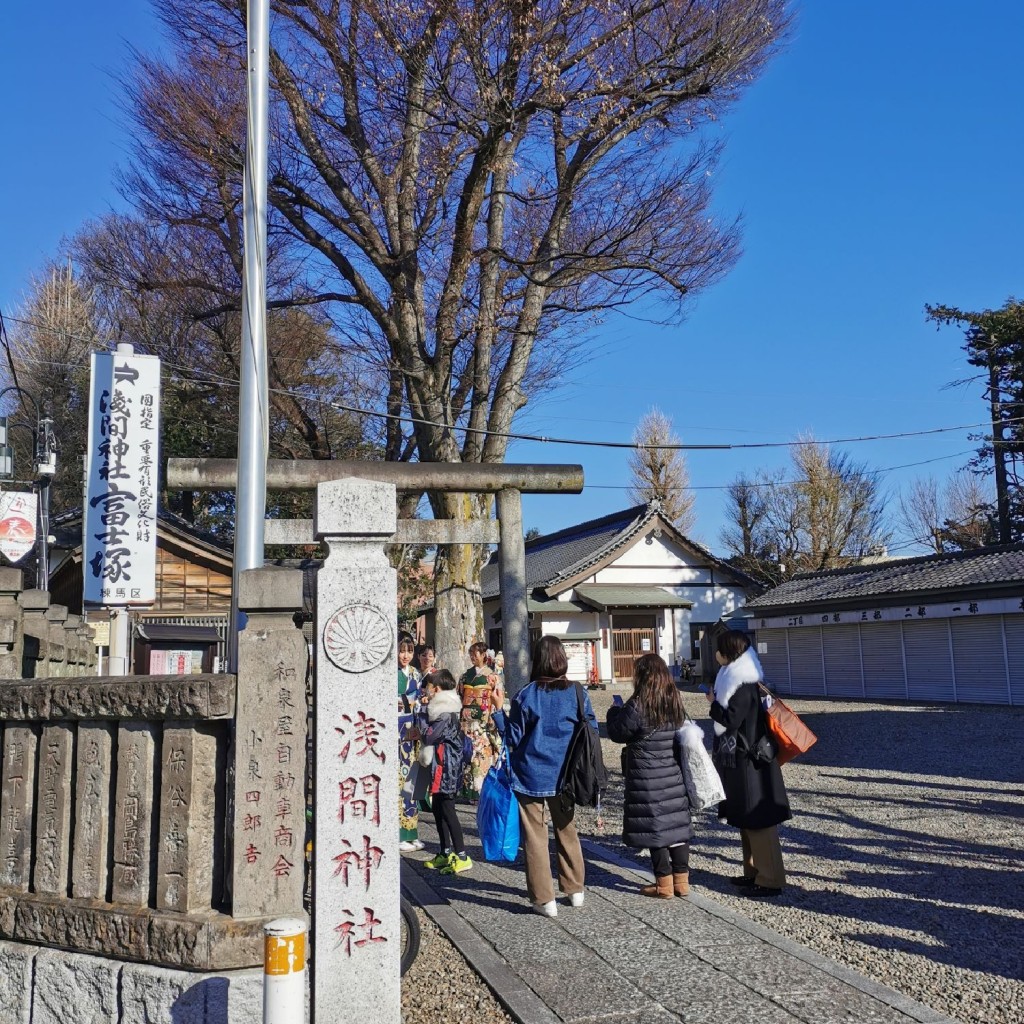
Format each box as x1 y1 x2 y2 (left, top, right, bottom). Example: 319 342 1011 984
672 871 690 897
640 875 674 899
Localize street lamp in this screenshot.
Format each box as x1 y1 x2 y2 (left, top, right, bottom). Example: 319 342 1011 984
0 386 57 590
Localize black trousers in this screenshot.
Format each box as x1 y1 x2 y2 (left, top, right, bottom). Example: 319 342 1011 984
650 842 690 878
432 793 465 854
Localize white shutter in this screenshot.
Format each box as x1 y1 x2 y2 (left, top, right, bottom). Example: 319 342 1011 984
822 625 863 696
861 622 906 699
950 617 1009 704
756 628 791 693
902 620 955 702
788 627 825 696
1001 617 1024 706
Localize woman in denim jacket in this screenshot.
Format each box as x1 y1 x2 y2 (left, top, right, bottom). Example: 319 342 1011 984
494 635 599 918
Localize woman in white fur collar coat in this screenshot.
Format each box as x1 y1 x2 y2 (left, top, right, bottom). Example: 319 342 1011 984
706 630 791 897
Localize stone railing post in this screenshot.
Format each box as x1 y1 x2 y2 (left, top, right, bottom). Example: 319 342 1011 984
231 566 308 919
75 621 97 673
46 603 69 677
313 477 399 1023
0 566 25 679
17 588 48 679
64 613 85 676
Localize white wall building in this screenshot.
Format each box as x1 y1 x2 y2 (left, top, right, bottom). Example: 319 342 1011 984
480 502 758 683
743 545 1024 705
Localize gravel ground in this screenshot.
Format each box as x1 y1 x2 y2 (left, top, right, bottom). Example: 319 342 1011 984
578 688 1024 1024
401 904 516 1024
401 689 1024 1024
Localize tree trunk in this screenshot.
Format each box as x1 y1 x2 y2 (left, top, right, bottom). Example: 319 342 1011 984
431 492 488 676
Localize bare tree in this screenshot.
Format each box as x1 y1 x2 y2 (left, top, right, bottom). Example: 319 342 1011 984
720 475 781 585
122 0 790 666
720 440 890 580
899 471 995 553
628 408 696 533
898 476 943 553
2 261 100 515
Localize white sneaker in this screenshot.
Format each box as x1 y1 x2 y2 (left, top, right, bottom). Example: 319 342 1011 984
399 841 418 853
410 839 425 851
568 891 585 908
532 900 558 918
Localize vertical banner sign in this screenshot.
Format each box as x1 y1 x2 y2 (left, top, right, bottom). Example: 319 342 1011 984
0 491 38 564
84 348 161 606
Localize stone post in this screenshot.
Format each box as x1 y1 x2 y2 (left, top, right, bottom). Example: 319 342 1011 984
313 478 399 1024
33 722 74 894
111 721 158 905
64 614 85 676
0 725 38 889
231 566 308 919
0 567 24 680
156 722 218 913
17 588 49 679
72 722 115 899
497 487 530 697
46 604 69 677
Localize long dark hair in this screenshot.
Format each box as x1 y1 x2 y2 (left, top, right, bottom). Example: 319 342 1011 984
631 654 685 729
530 635 571 691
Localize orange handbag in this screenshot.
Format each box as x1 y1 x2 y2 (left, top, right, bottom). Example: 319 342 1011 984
758 684 817 766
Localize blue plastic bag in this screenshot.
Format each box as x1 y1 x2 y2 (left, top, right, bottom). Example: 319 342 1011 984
476 751 520 863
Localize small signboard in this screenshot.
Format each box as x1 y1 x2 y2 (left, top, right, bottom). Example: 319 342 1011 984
84 348 161 606
641 637 651 651
0 491 37 563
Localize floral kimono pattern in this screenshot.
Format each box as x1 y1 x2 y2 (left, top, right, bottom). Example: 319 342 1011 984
459 667 502 793
398 666 421 841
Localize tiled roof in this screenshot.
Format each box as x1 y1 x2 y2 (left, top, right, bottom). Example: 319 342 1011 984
480 505 650 600
573 584 694 611
481 502 754 601
743 545 1024 611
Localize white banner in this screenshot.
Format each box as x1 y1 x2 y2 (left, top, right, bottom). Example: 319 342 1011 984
84 348 161 606
0 491 37 563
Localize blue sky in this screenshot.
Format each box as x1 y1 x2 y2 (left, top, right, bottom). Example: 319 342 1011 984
3 3 1022 553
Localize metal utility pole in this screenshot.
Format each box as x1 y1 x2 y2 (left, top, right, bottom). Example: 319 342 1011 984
230 0 271 670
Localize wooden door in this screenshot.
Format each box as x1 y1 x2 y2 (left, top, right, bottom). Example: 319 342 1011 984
611 628 657 679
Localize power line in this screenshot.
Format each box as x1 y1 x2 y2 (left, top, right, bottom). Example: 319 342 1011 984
5 307 1021 454
327 399 1009 453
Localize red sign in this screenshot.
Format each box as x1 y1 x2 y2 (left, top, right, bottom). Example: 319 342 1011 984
0 492 37 563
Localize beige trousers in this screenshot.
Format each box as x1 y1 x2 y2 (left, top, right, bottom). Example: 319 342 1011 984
516 794 586 906
741 825 786 889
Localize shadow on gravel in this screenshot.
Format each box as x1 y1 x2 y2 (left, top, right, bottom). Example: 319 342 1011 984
781 707 1024 785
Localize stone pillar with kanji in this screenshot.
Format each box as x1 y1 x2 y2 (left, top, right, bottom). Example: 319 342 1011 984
313 477 399 1024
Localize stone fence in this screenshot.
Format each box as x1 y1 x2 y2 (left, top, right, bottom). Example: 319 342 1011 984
0 568 98 679
0 568 307 989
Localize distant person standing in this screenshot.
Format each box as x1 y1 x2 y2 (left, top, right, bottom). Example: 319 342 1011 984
607 653 693 898
459 641 504 796
707 630 791 897
398 637 424 853
496 635 596 917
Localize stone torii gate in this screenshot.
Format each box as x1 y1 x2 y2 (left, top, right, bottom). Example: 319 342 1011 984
168 457 584 696
167 458 583 1024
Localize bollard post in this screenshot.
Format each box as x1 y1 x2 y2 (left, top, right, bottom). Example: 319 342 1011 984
264 917 306 1024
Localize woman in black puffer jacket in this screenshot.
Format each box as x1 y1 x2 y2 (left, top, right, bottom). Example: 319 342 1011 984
607 653 693 899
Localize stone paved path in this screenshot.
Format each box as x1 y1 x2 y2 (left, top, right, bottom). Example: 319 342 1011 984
402 805 960 1024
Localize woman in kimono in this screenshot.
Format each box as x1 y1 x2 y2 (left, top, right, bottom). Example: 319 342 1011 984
458 641 504 796
398 637 424 852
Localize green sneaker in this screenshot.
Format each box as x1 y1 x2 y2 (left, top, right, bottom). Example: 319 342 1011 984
424 852 450 869
440 852 473 875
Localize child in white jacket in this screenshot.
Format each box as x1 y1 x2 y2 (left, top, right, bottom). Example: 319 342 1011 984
418 670 473 874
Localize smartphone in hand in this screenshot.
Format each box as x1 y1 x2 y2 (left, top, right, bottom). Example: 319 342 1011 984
612 694 624 707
